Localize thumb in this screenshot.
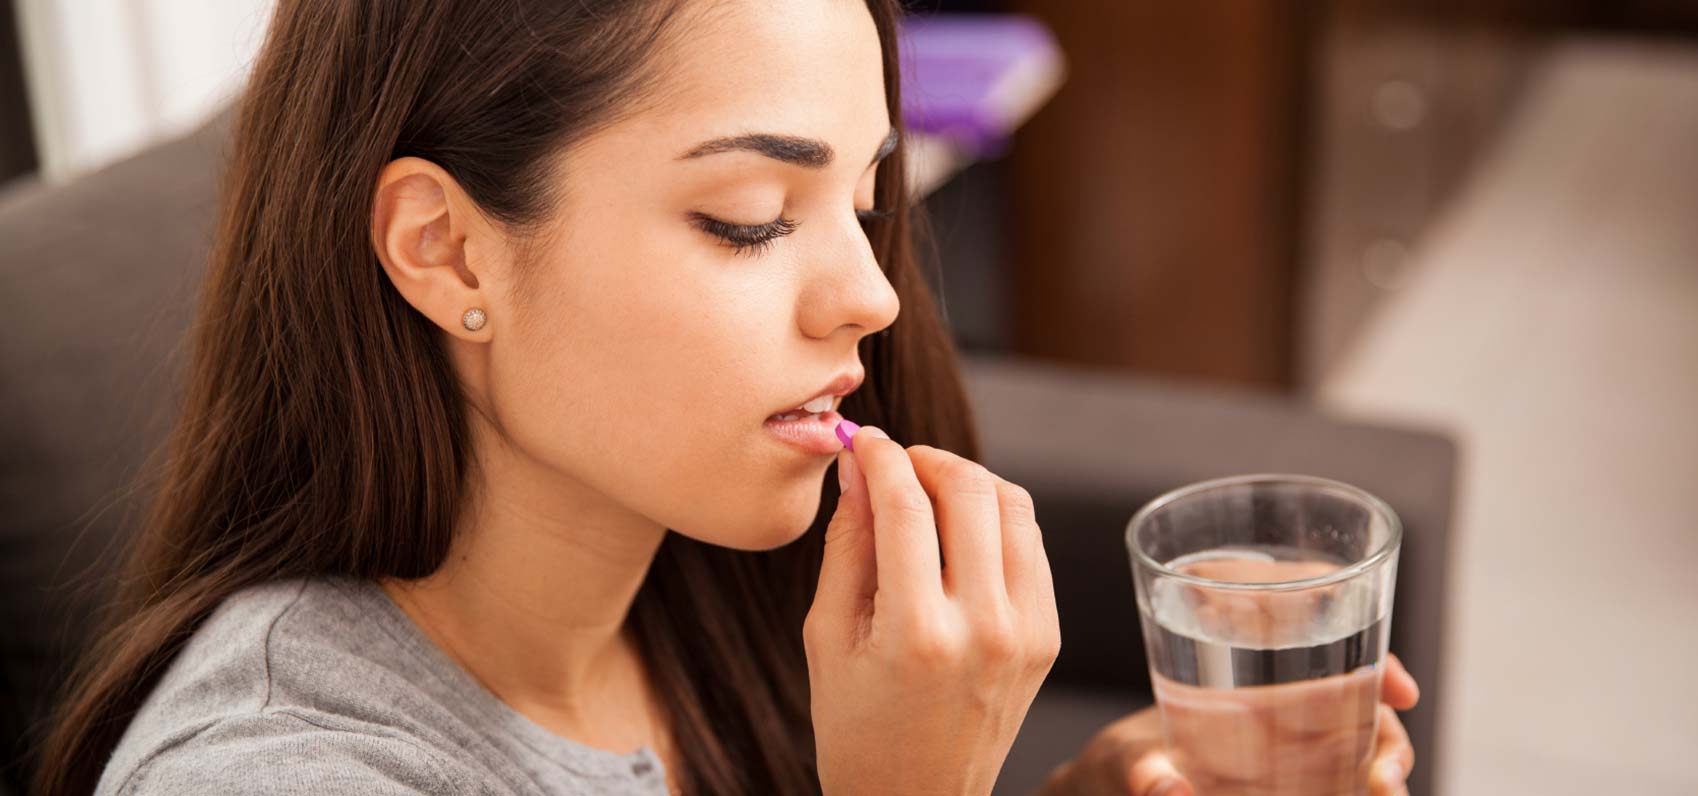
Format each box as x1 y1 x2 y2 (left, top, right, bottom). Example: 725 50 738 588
811 448 877 625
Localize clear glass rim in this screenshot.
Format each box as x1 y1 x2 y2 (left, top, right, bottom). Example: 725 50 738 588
1124 473 1403 593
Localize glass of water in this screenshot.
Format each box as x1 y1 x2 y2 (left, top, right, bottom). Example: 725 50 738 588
1125 474 1401 796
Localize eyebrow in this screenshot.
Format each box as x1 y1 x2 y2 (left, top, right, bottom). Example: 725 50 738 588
677 126 900 169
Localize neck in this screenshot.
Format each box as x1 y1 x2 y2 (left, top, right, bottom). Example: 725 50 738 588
379 426 669 739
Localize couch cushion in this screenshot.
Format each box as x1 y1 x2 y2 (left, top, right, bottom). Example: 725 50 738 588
0 107 233 791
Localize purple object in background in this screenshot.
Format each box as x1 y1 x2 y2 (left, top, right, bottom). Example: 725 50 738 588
896 14 1066 159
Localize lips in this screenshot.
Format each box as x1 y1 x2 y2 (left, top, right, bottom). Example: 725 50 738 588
763 408 847 455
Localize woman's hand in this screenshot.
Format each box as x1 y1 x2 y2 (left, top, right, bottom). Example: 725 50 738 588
1039 655 1421 796
805 425 1062 796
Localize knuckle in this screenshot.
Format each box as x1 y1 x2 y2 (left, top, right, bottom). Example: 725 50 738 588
893 611 963 667
889 489 935 521
801 615 828 652
949 463 999 499
997 481 1037 521
822 513 864 545
910 635 957 667
912 447 999 497
1017 607 1062 670
1040 624 1062 665
972 610 1020 662
906 629 962 668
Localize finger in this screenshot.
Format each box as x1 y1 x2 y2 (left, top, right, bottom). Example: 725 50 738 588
1027 501 1058 632
907 446 1005 606
810 449 878 628
1381 653 1420 710
850 426 944 603
988 475 1043 605
1126 750 1192 796
1369 703 1415 795
1260 666 1379 736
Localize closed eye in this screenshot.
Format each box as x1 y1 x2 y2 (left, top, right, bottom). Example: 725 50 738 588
688 211 799 257
690 207 897 257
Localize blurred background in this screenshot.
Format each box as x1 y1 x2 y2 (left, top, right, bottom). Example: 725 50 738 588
2 1 1696 795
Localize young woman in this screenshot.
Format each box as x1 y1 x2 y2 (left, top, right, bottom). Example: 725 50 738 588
36 1 1419 795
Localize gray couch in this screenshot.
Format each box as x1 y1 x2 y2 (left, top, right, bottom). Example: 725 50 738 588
0 110 1455 796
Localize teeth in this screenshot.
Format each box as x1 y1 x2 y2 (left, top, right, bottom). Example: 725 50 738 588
770 394 836 422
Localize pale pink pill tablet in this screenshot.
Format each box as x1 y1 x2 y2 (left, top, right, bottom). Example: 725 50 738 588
835 419 861 450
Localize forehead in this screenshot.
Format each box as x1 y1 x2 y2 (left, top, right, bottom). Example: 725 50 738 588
588 0 890 169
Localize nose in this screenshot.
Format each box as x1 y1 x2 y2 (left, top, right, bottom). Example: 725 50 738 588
799 211 901 342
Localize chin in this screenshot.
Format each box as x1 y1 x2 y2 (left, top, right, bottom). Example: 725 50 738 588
723 519 814 552
711 506 819 552
687 475 825 551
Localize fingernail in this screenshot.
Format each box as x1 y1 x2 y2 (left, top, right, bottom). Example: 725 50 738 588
863 425 890 440
835 419 860 450
1150 778 1184 796
1375 759 1404 785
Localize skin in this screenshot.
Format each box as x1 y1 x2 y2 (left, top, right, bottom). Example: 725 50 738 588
363 0 1419 793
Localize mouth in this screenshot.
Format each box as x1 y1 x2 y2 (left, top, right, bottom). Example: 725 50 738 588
762 369 862 455
767 369 863 422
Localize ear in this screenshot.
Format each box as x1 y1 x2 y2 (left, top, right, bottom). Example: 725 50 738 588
370 157 505 341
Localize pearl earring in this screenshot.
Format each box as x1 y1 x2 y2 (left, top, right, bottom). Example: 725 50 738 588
461 308 487 331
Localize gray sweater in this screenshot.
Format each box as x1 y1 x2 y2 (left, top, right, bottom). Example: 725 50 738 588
95 575 671 795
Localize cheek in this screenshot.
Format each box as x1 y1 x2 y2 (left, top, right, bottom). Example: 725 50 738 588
486 239 824 549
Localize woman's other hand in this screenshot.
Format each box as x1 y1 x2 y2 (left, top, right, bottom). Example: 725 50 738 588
1039 654 1421 796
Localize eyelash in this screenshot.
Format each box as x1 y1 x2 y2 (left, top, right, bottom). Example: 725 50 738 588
691 207 898 257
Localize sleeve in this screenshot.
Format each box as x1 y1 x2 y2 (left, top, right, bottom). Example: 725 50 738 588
117 711 464 795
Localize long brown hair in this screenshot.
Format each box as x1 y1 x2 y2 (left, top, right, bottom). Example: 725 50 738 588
33 1 978 794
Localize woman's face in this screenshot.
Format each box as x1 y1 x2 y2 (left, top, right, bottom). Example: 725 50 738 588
479 0 900 551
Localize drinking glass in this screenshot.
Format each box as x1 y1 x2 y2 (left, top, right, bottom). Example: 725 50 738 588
1125 474 1401 796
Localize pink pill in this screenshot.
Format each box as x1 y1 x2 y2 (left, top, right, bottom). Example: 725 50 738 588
835 419 861 451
